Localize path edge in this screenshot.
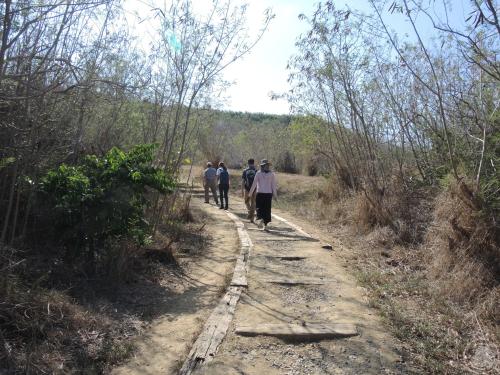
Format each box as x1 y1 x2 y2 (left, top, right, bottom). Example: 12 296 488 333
178 209 252 375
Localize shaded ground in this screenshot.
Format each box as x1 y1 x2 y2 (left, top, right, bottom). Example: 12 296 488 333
0 201 225 374
111 202 239 374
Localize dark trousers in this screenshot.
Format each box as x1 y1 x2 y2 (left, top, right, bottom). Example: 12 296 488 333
256 193 273 224
204 179 218 204
219 183 229 208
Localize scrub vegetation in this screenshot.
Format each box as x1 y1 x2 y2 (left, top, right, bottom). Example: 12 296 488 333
200 1 499 373
0 0 498 373
0 0 270 372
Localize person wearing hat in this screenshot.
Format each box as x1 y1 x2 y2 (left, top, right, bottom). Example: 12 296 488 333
203 162 219 205
249 159 277 230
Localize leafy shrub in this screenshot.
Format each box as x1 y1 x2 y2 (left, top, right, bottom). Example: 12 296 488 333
480 129 500 220
40 144 174 271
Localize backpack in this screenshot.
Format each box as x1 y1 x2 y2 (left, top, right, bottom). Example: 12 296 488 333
244 168 256 191
219 168 229 185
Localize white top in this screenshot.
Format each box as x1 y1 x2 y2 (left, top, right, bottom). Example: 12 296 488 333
249 170 277 196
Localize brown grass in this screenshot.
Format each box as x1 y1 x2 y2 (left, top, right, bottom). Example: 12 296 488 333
0 255 137 374
0 191 208 374
424 182 500 323
252 169 500 373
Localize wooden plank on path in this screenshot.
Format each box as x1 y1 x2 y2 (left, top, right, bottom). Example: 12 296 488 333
204 287 242 356
179 286 242 375
230 255 247 287
263 277 334 285
179 207 254 374
235 323 358 339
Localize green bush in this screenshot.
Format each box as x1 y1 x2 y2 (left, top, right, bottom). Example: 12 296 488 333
40 144 174 270
480 130 500 219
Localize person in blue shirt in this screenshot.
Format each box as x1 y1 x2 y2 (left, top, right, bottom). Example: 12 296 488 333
216 162 230 210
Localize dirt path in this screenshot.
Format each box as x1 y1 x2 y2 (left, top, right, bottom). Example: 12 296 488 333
111 200 240 375
194 196 407 375
113 187 407 374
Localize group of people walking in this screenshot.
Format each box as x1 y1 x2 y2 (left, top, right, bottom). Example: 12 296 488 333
203 158 277 230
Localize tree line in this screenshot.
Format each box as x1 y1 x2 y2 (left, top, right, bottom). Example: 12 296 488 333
0 2 272 371
284 0 499 233
0 0 271 251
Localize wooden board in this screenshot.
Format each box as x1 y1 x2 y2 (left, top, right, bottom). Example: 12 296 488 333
263 278 334 285
271 214 313 238
230 255 248 287
179 207 253 374
235 323 358 339
179 287 242 375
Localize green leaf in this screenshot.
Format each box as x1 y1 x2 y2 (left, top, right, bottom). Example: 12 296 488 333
0 157 16 170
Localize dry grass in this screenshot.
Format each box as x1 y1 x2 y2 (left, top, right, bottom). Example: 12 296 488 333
0 192 209 374
270 172 433 246
350 175 435 245
254 169 500 374
357 242 499 374
0 252 138 374
424 182 500 323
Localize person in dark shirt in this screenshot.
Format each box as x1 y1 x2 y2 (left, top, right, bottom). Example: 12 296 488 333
241 158 257 222
216 162 230 210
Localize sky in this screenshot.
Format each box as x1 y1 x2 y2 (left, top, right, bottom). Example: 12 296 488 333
220 0 317 114
124 0 470 115
221 0 471 115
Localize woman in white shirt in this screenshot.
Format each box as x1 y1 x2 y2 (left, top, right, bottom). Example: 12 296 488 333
249 159 277 229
